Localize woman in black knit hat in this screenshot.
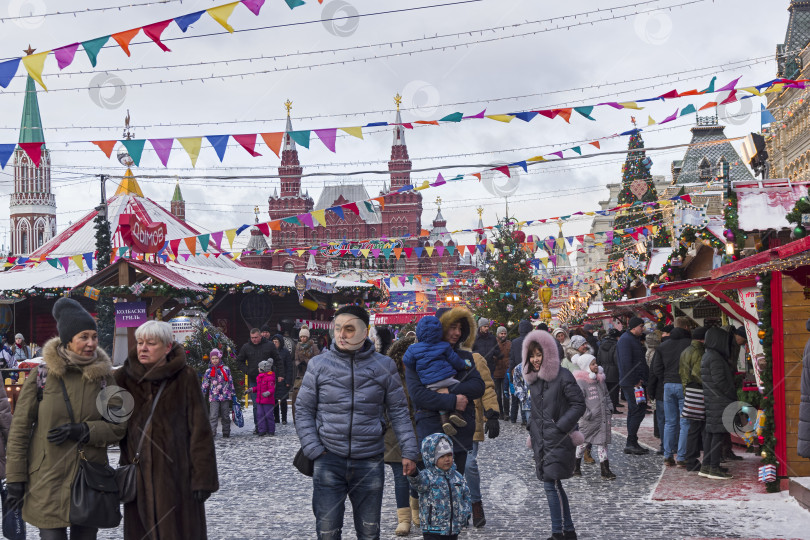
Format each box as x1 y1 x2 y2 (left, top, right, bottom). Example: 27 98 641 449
6 298 126 540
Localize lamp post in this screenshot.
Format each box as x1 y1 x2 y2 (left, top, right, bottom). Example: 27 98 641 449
539 285 553 323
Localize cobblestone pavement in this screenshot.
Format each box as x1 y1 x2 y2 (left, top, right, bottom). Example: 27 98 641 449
96 409 809 540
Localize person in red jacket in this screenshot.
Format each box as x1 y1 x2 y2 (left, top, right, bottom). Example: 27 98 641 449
248 360 276 436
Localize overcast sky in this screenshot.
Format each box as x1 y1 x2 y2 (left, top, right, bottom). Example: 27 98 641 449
0 0 792 253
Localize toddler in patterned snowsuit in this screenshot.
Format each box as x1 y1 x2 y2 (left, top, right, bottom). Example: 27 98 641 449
201 348 236 437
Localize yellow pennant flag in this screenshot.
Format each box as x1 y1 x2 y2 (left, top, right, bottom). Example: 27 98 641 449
311 209 327 227
231 250 242 260
527 156 547 162
424 246 434 257
178 138 202 167
225 228 237 247
647 115 656 126
360 249 370 258
486 114 515 123
415 180 431 191
618 102 643 110
207 2 240 33
584 211 595 216
22 51 50 91
296 250 306 257
439 272 448 278
540 257 549 266
71 255 84 272
340 127 364 139
765 83 785 94
486 243 495 252
740 86 762 96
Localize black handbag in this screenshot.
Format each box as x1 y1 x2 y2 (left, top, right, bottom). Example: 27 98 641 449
293 447 314 477
115 380 167 504
57 378 122 529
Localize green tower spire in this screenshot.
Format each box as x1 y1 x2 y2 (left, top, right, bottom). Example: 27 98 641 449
19 75 45 144
171 181 184 202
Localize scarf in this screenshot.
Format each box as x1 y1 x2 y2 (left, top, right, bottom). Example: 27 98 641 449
57 344 99 367
209 364 228 381
299 340 313 351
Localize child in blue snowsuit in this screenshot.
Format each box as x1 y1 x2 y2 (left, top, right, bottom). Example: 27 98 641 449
408 432 471 540
403 316 472 435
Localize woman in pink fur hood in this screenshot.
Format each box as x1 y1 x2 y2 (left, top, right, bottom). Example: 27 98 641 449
572 354 616 480
522 329 585 540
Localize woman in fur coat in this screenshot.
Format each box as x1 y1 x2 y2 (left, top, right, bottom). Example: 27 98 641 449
523 330 585 540
572 354 615 480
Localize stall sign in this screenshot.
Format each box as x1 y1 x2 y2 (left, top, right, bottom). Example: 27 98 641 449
119 214 167 254
738 286 765 390
115 301 147 328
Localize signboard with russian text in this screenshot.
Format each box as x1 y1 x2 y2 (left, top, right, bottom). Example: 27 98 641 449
119 214 167 254
115 301 147 328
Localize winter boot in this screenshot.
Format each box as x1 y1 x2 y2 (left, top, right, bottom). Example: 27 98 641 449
600 460 616 480
546 533 565 540
706 467 733 480
409 496 420 526
449 411 467 428
440 413 457 436
395 508 411 536
583 446 595 464
472 501 486 527
563 531 578 540
573 458 582 476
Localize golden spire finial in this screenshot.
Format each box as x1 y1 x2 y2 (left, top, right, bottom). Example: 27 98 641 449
254 205 260 224
476 206 483 217
435 196 442 208
284 100 293 115
394 93 402 111
23 45 35 56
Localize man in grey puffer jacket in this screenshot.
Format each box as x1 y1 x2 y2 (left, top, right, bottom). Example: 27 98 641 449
296 305 418 540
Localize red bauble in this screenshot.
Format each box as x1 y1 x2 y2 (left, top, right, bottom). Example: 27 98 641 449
512 230 526 244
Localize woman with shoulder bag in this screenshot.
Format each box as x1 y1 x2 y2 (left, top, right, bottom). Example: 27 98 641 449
115 320 218 540
6 298 126 540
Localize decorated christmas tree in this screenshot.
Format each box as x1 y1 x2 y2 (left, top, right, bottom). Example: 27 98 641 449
183 319 245 399
474 218 537 333
610 128 669 261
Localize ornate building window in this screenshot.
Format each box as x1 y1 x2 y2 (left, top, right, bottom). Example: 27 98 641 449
699 158 712 179
283 261 294 272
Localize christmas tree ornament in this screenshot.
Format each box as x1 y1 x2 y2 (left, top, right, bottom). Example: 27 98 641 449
794 225 807 239
506 304 514 312
761 450 768 459
758 329 766 339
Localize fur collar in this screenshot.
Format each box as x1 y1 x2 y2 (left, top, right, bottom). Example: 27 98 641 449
573 367 605 384
41 337 113 382
522 330 560 384
437 307 477 350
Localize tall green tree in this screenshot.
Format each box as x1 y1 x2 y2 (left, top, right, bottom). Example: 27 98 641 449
610 130 669 261
474 218 536 332
93 205 114 354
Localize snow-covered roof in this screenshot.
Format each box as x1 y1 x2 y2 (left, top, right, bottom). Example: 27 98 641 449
734 179 809 231
0 263 94 292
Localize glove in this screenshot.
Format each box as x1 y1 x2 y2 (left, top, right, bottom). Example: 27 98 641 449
193 490 211 503
261 391 271 398
47 423 89 445
5 483 25 511
484 410 500 439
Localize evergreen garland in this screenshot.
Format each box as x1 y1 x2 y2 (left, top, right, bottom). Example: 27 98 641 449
758 272 779 493
93 210 114 354
473 218 537 333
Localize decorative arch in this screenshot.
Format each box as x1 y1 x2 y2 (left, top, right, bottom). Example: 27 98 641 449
33 217 47 250
15 218 31 255
698 158 712 179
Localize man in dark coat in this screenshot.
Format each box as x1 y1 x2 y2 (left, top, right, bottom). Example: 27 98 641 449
406 306 485 474
617 317 650 454
508 320 533 423
597 328 622 413
700 327 735 480
272 334 294 425
237 328 281 431
472 318 501 376
649 320 692 465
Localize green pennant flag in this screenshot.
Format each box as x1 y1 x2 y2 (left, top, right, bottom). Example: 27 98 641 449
382 248 392 259
47 258 59 269
680 104 697 116
363 201 374 212
121 139 146 166
571 146 582 155
282 216 301 225
446 245 456 256
118 246 129 256
198 234 210 252
574 106 595 120
82 36 110 67
439 112 463 122
701 76 716 94
289 130 311 148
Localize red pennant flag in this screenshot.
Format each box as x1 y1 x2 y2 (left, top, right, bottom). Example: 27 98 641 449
494 165 511 178
112 28 141 56
142 20 173 52
92 140 117 158
658 89 679 99
169 239 181 256
404 248 413 258
19 143 43 167
256 222 270 236
233 134 262 157
260 132 284 158
343 203 360 216
720 90 738 104
536 110 556 119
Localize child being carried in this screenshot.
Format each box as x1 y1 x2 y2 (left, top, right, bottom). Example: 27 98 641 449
403 316 472 436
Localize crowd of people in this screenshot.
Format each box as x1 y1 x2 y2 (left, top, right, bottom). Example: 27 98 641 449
0 299 749 540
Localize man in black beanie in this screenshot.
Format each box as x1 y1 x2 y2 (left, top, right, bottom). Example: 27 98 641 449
617 316 650 454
